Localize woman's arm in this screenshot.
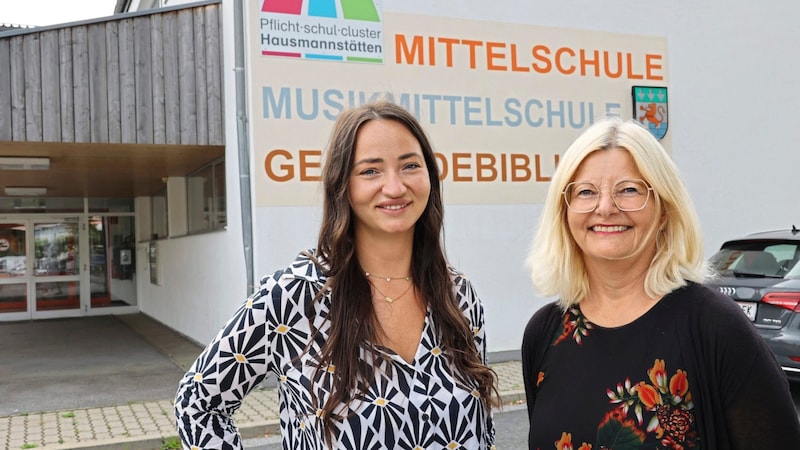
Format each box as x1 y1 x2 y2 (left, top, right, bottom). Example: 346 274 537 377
711 296 800 447
174 274 278 449
521 313 541 423
521 302 562 449
453 273 497 446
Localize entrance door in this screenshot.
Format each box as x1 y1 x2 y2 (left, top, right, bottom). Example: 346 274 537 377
31 217 83 319
0 221 28 316
87 215 138 310
0 215 138 321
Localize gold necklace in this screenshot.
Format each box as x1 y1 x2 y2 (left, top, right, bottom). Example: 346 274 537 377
368 279 414 304
364 272 411 282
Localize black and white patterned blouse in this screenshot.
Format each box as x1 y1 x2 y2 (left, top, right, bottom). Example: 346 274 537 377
175 251 496 449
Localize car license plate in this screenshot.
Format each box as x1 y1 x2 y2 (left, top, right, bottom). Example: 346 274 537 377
736 301 757 321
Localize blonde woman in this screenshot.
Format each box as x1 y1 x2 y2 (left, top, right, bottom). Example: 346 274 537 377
522 117 800 449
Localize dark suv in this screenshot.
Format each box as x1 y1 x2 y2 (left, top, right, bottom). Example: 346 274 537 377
706 226 800 382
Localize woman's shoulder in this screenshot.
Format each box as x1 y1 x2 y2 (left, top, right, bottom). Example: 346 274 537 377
447 266 479 293
521 301 563 358
257 249 327 283
525 301 563 333
667 281 745 314
447 266 469 285
662 281 757 333
446 267 485 310
252 249 328 303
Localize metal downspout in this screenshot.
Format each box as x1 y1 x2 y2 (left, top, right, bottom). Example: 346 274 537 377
233 0 255 295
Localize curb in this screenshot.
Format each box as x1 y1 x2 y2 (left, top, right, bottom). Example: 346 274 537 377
498 390 526 407
46 420 282 450
54 391 526 450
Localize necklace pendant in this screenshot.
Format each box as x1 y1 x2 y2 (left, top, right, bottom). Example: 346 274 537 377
385 277 391 282
385 296 394 303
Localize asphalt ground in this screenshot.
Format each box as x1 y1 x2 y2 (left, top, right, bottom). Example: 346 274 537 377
0 314 195 417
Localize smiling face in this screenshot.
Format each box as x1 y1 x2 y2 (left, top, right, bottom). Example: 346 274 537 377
347 119 431 241
566 147 661 269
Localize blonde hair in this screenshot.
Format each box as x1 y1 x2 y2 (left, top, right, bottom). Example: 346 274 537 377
527 116 709 309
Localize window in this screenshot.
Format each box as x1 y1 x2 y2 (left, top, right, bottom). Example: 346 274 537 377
187 158 226 234
89 198 134 213
151 189 168 240
214 161 227 228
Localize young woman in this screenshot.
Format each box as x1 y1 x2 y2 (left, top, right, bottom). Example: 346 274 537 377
175 101 499 449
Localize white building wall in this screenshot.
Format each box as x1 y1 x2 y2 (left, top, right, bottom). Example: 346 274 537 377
156 0 800 354
138 0 248 346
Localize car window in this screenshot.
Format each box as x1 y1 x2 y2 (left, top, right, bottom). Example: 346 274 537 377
710 241 800 277
787 259 800 278
765 244 796 262
708 249 743 272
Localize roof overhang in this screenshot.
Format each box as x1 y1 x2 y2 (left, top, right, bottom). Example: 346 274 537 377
0 141 224 198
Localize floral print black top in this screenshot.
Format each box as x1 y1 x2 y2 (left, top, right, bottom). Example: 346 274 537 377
521 282 800 450
531 302 699 449
175 251 496 449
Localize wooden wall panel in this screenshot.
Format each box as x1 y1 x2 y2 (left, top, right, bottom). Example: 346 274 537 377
150 14 166 145
118 18 136 144
0 39 12 140
205 6 223 145
58 28 75 142
134 16 153 144
88 23 109 143
162 12 180 145
105 22 122 143
0 2 224 146
10 36 26 140
193 8 208 146
72 26 91 143
177 9 197 145
40 30 61 141
23 34 43 141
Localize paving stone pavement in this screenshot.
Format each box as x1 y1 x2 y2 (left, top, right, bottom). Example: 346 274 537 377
1 360 524 450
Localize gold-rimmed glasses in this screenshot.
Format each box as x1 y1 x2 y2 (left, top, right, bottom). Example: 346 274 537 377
563 179 653 213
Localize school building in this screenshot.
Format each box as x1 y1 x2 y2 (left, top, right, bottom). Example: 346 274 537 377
1 0 797 360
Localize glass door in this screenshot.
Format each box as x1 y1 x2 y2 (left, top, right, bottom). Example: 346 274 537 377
0 221 28 319
88 215 137 310
0 214 137 321
32 217 83 318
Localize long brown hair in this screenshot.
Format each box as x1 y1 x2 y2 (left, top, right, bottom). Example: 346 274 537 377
310 100 499 443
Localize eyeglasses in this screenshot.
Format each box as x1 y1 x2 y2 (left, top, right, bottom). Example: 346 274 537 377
563 179 653 213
